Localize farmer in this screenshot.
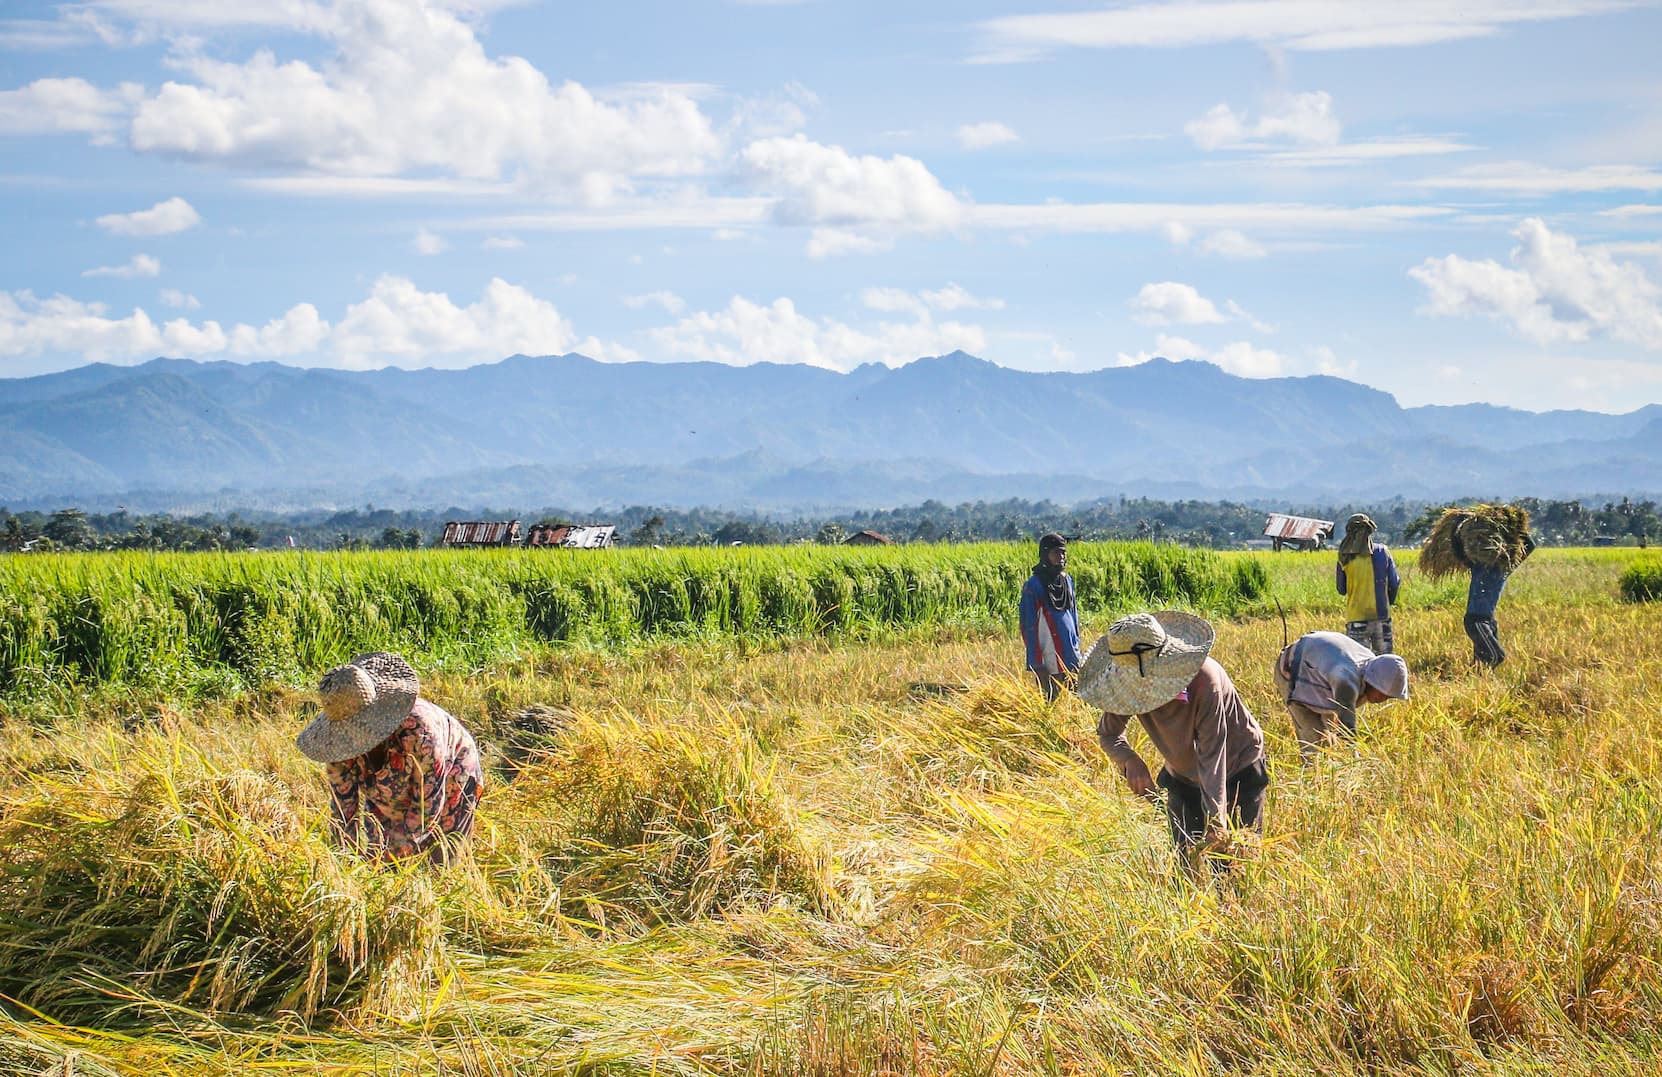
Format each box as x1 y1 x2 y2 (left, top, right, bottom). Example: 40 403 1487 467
1081 611 1268 869
1019 532 1081 701
1453 520 1536 668
1274 630 1409 760
296 651 483 864
1336 512 1400 653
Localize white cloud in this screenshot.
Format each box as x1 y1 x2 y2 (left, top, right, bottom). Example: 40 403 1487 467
83 254 162 279
160 288 200 309
481 234 524 250
1212 340 1286 378
242 175 518 198
0 291 166 362
973 2 1645 61
1262 136 1474 167
973 200 1449 236
1130 282 1225 326
622 290 686 314
118 0 719 196
331 275 576 368
920 283 1004 311
1601 204 1662 219
1410 218 1662 351
413 228 448 255
1413 162 1662 194
229 303 330 356
862 283 1004 314
648 295 985 371
1226 300 1277 334
95 197 202 236
461 195 771 232
1185 91 1340 150
1312 345 1357 378
1116 332 1287 377
0 77 141 135
160 317 227 354
0 275 580 369
741 134 965 255
956 121 1019 150
1197 229 1268 259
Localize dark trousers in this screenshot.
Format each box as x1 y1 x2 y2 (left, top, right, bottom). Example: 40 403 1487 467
1464 613 1506 667
1157 758 1270 851
1034 670 1072 701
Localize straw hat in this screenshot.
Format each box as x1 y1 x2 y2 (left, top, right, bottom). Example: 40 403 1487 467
296 652 420 763
1076 611 1215 715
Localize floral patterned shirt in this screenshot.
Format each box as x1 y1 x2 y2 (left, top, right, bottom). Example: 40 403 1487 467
325 698 483 861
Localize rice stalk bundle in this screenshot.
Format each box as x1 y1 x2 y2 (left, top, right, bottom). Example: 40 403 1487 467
0 752 447 1024
1419 504 1533 580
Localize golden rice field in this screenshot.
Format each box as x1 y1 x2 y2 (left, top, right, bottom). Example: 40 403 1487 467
2 546 1660 1075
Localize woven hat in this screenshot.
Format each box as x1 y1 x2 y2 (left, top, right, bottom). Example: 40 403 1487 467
296 652 420 763
1076 611 1215 715
1362 653 1410 701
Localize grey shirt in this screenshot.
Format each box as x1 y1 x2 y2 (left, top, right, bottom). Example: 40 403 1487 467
1096 657 1265 822
1277 630 1373 729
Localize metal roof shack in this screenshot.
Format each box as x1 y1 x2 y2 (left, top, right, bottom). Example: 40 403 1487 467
441 520 522 547
844 530 893 546
1262 513 1334 551
526 523 616 549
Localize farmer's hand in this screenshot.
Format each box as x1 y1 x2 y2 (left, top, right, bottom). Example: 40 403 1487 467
1201 820 1231 854
1122 758 1157 799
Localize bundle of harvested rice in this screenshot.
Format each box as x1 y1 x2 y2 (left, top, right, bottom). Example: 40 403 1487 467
1420 504 1533 580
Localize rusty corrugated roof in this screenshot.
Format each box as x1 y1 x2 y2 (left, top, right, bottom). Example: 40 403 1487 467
1262 513 1334 541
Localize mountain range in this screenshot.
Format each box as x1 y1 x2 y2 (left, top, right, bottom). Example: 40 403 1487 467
3 351 1660 511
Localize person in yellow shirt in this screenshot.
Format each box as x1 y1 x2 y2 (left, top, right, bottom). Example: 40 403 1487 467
1335 513 1400 653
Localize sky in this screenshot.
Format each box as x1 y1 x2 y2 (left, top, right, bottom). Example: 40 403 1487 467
2 0 1662 412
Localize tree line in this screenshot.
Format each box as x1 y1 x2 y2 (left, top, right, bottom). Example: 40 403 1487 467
4 496 1658 553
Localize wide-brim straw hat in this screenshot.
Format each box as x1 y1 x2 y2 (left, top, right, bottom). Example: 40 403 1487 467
1076 610 1215 715
296 652 420 763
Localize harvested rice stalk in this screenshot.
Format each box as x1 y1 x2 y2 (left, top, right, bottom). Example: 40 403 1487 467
1419 504 1534 580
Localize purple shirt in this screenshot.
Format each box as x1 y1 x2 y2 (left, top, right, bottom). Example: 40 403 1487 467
326 698 483 860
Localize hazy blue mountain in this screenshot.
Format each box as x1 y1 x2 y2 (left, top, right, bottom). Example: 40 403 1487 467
2 351 1658 510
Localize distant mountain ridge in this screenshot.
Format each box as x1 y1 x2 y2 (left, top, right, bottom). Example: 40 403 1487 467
2 351 1659 510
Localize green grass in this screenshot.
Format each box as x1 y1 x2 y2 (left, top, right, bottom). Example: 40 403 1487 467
1618 557 1662 602
0 542 1263 711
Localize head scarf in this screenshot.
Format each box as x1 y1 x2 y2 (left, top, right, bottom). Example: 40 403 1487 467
1035 532 1073 610
1338 513 1377 565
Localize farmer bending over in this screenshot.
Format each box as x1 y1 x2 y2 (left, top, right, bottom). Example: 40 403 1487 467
297 651 483 864
1082 612 1268 870
1019 532 1081 701
1274 630 1409 760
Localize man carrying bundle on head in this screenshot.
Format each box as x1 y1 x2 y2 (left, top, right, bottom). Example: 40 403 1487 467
1274 630 1410 761
1336 513 1400 653
1418 504 1537 668
1079 611 1269 872
1019 532 1081 701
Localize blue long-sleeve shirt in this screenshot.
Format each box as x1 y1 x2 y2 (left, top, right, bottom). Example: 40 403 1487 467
1019 572 1081 675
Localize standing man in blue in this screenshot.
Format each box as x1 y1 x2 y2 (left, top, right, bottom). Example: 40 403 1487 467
1019 532 1081 700
1335 513 1401 653
1453 519 1535 668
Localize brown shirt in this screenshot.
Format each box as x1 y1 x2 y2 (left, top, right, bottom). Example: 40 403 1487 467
1096 657 1265 822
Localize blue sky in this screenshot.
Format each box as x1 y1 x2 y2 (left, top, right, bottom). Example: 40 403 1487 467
2 0 1661 411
